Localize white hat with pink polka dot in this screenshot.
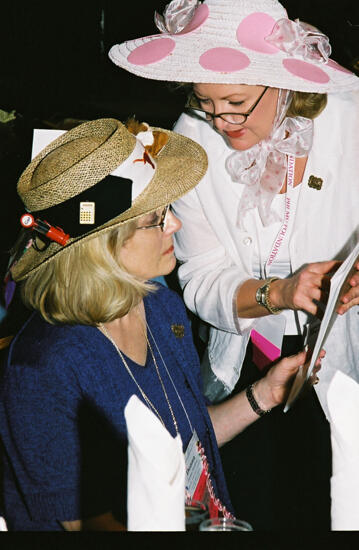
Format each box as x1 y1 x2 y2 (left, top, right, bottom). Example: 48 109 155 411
109 0 359 93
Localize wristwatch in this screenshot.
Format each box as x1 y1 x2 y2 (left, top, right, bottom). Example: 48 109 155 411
255 277 282 315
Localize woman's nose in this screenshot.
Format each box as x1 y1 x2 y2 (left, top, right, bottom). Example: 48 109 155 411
165 210 182 234
212 115 228 132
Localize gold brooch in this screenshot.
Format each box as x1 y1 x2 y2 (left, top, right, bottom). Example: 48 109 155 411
308 175 323 190
171 324 185 338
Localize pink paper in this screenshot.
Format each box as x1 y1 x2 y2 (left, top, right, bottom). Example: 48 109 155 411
251 329 281 371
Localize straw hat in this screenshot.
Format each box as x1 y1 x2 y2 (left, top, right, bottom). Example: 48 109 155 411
109 0 359 93
10 118 207 281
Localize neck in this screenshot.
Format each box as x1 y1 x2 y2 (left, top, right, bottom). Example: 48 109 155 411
101 300 147 366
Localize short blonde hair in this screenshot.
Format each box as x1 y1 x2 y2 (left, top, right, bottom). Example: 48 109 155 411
286 91 327 119
21 222 154 325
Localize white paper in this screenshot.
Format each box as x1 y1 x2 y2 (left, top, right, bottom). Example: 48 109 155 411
328 371 359 530
284 242 359 411
31 129 66 159
307 242 359 380
125 395 186 531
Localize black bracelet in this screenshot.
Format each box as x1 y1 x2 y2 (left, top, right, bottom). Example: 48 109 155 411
246 383 272 417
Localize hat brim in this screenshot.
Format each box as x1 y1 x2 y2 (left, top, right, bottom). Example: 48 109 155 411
109 0 359 94
11 126 208 281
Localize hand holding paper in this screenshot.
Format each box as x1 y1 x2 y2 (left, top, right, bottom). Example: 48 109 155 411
284 242 359 411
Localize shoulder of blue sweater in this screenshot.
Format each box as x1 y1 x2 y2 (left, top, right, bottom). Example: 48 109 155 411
148 283 184 309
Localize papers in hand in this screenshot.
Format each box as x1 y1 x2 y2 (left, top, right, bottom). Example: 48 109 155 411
284 242 359 412
124 394 186 531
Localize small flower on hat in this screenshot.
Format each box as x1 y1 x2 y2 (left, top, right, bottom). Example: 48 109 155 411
135 122 155 147
266 18 332 64
154 0 199 34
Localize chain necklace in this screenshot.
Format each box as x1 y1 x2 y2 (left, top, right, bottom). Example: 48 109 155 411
99 322 179 434
145 321 193 433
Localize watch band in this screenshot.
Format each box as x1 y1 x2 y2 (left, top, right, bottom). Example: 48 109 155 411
255 277 282 315
246 383 272 417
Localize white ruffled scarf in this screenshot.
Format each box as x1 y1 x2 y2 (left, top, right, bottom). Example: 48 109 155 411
225 89 313 228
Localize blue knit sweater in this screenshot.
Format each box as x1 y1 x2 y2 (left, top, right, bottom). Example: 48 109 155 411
0 285 233 530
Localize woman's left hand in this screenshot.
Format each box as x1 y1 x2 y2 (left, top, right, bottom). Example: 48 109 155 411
254 348 325 410
336 260 359 315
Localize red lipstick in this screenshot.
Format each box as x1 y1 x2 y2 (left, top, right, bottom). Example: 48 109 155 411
224 128 246 139
163 245 174 255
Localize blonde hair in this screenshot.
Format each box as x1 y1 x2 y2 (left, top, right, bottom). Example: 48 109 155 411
21 222 154 325
174 82 327 120
286 91 327 119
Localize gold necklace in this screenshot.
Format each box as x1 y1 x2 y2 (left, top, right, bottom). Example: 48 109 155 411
98 323 179 434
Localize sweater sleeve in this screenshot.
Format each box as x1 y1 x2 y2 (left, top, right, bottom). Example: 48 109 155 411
1 331 124 525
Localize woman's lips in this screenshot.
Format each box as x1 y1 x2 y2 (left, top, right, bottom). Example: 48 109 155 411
224 128 246 139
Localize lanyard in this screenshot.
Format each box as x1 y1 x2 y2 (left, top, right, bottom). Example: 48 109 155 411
264 154 296 278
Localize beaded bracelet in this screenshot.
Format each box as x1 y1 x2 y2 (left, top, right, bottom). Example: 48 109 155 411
246 383 272 417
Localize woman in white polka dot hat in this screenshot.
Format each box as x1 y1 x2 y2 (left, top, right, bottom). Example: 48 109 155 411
109 0 359 530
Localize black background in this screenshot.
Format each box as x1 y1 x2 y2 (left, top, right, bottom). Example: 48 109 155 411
0 0 358 274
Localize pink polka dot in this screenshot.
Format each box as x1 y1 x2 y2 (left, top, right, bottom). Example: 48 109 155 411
327 59 354 74
237 13 279 54
178 4 209 34
199 48 250 72
283 58 330 83
128 38 175 66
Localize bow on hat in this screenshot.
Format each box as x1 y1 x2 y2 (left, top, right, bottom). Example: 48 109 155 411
154 0 199 34
266 18 331 64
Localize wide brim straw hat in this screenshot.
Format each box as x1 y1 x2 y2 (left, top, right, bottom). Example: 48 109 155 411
10 118 207 281
109 0 359 93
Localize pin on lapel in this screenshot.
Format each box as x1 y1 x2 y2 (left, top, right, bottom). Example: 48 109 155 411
307 175 323 190
171 324 185 338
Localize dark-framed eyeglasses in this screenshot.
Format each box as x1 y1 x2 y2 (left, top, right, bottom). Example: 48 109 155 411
184 86 269 125
136 205 170 232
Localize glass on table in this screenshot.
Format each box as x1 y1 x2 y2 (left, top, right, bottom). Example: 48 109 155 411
199 517 253 531
185 500 209 531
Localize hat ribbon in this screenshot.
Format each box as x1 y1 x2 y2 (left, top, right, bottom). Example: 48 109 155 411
225 115 313 228
154 0 199 34
265 18 331 64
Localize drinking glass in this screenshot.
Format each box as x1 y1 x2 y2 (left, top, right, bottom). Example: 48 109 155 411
185 501 209 531
199 517 253 531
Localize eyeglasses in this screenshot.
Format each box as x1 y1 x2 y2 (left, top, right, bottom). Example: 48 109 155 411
136 205 170 232
184 86 269 125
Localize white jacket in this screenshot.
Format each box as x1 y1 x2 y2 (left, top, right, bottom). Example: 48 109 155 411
173 91 359 408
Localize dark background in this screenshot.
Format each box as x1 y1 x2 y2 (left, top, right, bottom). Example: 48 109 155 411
0 0 358 277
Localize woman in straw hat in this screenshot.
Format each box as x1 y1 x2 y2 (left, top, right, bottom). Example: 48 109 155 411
0 118 319 531
109 0 359 529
